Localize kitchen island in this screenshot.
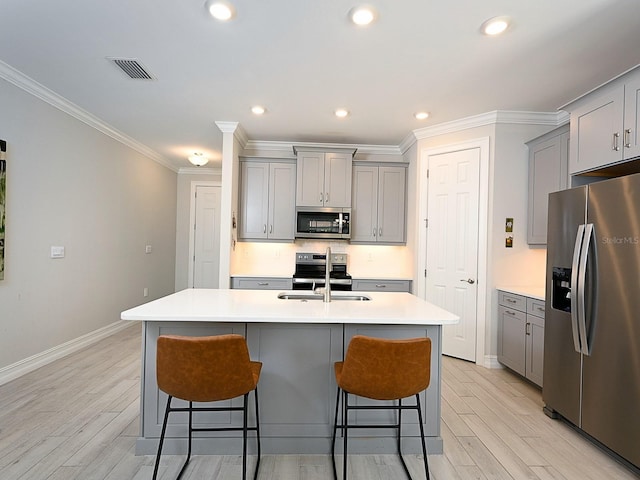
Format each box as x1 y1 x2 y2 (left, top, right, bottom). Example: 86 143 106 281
121 288 458 456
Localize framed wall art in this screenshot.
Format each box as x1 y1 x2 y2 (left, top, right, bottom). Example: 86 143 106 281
0 140 6 280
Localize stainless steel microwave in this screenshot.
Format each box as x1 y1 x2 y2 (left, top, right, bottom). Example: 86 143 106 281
295 207 351 240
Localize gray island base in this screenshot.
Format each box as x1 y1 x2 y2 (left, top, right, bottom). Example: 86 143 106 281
121 289 459 456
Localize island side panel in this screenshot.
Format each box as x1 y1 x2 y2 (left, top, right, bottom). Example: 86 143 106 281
137 321 248 455
343 324 443 454
245 323 343 453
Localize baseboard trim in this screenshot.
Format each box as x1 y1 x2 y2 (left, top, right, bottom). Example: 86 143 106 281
0 320 133 386
484 355 503 369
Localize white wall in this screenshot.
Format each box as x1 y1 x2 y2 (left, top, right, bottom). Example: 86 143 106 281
0 77 177 372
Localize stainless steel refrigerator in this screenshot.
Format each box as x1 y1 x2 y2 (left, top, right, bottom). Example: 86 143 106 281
544 173 640 470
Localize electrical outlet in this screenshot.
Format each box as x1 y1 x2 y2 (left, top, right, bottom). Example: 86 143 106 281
143 287 149 297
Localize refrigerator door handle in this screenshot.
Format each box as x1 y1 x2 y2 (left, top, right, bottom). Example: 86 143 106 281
570 224 585 353
579 223 596 356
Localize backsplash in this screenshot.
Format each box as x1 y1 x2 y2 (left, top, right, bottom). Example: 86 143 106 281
231 241 413 279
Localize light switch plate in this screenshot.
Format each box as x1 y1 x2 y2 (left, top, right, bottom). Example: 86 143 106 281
50 246 65 258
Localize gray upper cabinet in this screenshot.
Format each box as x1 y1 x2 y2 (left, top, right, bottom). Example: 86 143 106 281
565 66 640 175
351 165 406 244
239 160 296 241
526 125 569 245
295 150 353 207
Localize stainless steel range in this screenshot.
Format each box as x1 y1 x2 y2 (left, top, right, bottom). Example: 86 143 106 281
292 252 352 291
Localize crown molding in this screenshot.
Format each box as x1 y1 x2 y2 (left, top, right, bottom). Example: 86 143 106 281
0 60 177 172
413 110 568 139
244 140 401 156
404 110 569 152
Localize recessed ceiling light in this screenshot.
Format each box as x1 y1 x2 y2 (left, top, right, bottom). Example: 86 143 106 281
251 105 266 115
335 109 349 118
415 112 430 120
349 6 377 26
481 16 510 36
188 152 209 166
205 0 235 21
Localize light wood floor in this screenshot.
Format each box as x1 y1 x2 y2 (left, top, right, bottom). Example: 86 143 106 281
0 324 637 480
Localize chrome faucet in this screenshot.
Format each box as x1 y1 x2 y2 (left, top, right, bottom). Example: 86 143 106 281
324 246 332 302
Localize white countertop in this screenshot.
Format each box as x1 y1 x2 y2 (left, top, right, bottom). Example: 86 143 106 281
121 289 459 325
496 285 545 301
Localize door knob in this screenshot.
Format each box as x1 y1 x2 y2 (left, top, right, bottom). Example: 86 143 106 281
460 278 475 284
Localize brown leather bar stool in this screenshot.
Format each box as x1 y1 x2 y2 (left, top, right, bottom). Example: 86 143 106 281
331 335 432 480
153 334 262 480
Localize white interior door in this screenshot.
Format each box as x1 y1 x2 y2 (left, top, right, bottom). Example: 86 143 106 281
193 185 221 288
425 147 480 361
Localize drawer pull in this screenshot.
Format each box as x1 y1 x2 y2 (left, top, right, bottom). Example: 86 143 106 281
258 282 269 286
505 310 516 316
506 298 517 303
375 284 387 288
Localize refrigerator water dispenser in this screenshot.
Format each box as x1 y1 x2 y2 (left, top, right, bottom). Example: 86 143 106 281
551 267 572 312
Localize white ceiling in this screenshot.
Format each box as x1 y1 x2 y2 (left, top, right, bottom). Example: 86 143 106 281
1 0 640 171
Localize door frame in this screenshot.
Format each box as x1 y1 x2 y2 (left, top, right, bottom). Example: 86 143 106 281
417 137 490 365
187 180 222 288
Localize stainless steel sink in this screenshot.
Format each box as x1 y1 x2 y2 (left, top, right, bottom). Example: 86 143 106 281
277 293 371 301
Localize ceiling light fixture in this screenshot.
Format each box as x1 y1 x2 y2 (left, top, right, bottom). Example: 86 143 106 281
251 105 266 115
481 16 510 36
335 108 349 118
414 112 430 120
349 6 377 26
188 152 209 166
205 0 235 21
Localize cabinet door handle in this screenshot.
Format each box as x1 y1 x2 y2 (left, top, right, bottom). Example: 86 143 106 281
373 228 377 237
269 225 273 234
526 322 531 335
624 128 632 148
263 224 267 234
320 192 323 203
613 132 620 151
379 228 382 237
325 192 329 203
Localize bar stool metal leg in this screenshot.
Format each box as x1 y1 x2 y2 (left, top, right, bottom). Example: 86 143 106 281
415 394 430 480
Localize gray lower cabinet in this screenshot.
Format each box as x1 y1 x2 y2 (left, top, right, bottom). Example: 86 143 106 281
497 290 545 387
526 125 569 245
230 277 293 290
239 160 295 241
245 323 343 449
352 279 411 293
139 321 444 455
525 298 545 386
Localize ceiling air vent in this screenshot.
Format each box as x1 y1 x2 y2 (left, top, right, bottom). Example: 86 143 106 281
108 57 155 80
